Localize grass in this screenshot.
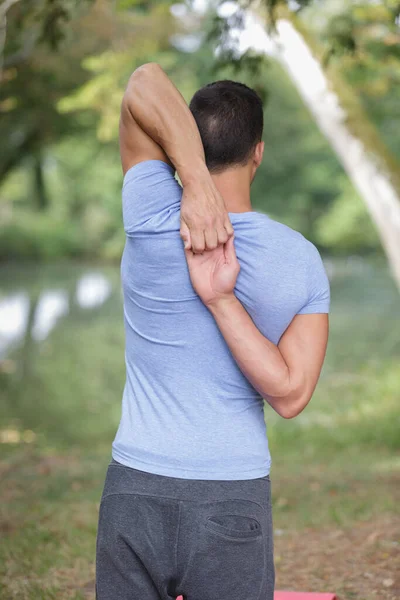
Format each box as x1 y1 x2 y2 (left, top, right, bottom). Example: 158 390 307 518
0 258 399 599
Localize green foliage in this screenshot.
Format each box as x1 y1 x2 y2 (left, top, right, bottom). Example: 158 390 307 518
247 60 343 237
1 2 100 183
58 2 178 142
315 178 381 253
321 1 400 62
0 134 125 261
0 0 398 262
3 0 94 60
315 1 400 160
0 215 83 260
1 0 174 182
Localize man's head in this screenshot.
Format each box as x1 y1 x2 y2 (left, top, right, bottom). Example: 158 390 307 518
189 80 264 178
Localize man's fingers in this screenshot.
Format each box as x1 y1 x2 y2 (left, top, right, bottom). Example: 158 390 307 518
224 217 234 238
217 226 229 246
205 228 218 251
180 221 192 250
225 234 238 263
191 230 206 254
184 246 195 264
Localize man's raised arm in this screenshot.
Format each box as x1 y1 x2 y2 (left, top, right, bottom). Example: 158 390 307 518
120 62 233 252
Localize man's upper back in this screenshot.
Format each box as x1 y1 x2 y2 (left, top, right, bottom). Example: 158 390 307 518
112 160 330 480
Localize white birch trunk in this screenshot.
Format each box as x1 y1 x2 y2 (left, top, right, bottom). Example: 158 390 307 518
235 13 400 290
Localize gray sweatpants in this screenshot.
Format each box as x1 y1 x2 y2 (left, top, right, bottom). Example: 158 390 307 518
96 459 275 600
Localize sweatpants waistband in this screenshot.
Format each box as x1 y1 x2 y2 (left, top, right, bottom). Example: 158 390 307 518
102 458 271 507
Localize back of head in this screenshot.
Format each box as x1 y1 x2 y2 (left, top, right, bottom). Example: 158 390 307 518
189 80 264 174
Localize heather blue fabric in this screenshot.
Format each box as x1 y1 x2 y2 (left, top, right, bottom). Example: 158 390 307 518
112 160 330 480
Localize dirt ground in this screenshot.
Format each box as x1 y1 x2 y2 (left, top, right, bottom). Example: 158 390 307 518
274 515 400 600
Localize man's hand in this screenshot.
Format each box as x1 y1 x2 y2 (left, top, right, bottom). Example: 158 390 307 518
184 235 240 306
180 175 234 254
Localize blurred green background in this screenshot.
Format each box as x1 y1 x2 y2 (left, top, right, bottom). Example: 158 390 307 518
0 1 399 599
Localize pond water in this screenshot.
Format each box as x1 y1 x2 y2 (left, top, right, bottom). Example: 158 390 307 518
0 256 381 359
0 256 395 360
0 264 121 359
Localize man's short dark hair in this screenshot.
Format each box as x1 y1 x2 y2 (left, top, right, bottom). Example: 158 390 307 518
189 80 264 174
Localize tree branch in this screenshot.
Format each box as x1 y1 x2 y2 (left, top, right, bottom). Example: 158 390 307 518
0 0 22 78
0 0 20 20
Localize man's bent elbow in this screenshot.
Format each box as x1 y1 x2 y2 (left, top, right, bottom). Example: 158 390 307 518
123 63 163 114
270 395 310 420
131 62 162 83
279 404 303 419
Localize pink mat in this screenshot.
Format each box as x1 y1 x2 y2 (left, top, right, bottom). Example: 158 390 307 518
275 593 336 600
176 594 336 600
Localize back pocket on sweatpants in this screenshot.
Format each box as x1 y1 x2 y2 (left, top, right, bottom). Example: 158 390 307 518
179 499 269 600
205 513 262 540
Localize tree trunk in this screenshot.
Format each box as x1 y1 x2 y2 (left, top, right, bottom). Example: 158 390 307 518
33 152 50 211
268 19 400 290
18 295 38 383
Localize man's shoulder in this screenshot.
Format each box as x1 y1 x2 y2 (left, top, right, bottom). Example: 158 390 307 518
237 211 317 257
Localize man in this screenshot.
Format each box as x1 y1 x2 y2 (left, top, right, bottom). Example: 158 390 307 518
96 63 330 600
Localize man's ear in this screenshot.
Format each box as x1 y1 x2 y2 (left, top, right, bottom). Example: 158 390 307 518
254 141 264 168
250 141 264 183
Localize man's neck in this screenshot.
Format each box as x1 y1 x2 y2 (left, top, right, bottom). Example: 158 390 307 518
211 166 253 213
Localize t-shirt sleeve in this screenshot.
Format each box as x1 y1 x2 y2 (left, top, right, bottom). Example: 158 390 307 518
297 242 331 314
122 159 182 235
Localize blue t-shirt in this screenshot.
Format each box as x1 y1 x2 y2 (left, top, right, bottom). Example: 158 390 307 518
112 160 330 480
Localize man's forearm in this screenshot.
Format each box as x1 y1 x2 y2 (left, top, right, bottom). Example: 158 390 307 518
208 296 306 418
124 62 208 185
